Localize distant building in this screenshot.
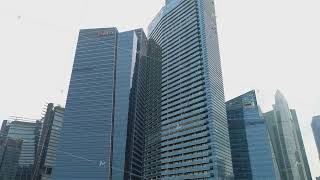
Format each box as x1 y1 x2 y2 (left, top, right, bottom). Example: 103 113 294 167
290 109 312 180
6 120 42 180
226 90 279 179
0 120 9 135
32 103 64 180
0 136 23 180
264 91 312 180
316 176 320 180
312 115 320 160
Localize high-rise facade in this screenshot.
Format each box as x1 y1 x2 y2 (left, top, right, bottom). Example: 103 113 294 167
143 39 162 180
312 115 320 160
148 0 233 179
290 110 312 180
264 91 312 180
52 28 149 180
32 103 64 180
226 90 279 180
0 136 23 180
0 120 9 135
5 120 42 180
113 28 149 180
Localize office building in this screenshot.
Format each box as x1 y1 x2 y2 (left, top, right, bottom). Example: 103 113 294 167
0 120 9 135
311 116 320 159
312 115 320 160
53 28 149 180
5 119 42 180
143 39 162 179
290 110 312 180
226 90 279 180
148 0 233 179
264 91 311 180
0 136 23 180
119 28 148 180
32 103 64 180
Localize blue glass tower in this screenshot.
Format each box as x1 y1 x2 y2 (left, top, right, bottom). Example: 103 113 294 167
52 28 118 180
0 120 9 135
264 91 312 180
226 90 279 180
291 110 312 180
312 115 320 160
0 136 23 180
113 29 146 180
148 0 233 179
143 39 162 180
32 104 64 180
6 120 42 180
53 28 147 180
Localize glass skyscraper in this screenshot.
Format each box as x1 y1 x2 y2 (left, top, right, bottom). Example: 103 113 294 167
226 90 279 180
143 39 162 180
5 120 42 180
290 109 312 180
0 136 23 180
148 0 233 179
264 91 312 180
52 28 148 180
32 103 64 180
312 115 320 160
0 120 9 135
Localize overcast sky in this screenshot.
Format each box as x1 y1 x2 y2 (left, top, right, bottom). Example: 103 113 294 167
0 0 319 178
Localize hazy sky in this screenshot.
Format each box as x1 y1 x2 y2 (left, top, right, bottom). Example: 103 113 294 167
0 0 319 178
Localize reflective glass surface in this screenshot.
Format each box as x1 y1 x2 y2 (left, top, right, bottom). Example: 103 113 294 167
312 116 320 160
53 28 147 180
226 91 278 180
52 28 118 180
7 121 41 180
148 0 233 179
264 91 311 180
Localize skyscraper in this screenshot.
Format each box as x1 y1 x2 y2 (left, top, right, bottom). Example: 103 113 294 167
143 39 162 180
264 90 312 180
118 29 148 180
0 120 9 135
290 109 312 180
226 90 279 180
148 0 233 179
0 136 22 180
52 28 148 180
32 103 64 180
5 119 42 180
312 115 320 160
